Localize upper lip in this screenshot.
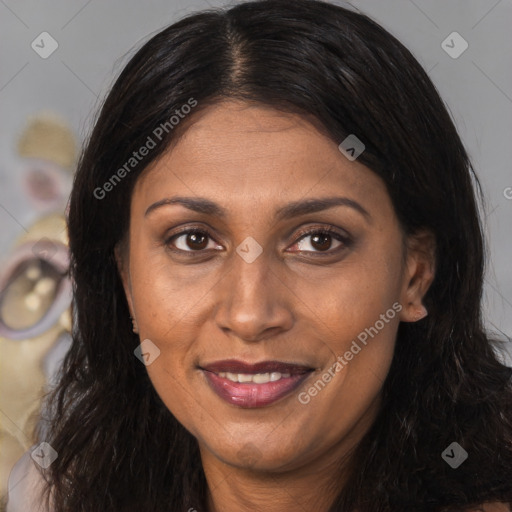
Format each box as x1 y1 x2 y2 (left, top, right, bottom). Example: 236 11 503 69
201 359 314 375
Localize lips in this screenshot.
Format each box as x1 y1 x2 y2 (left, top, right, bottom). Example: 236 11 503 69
201 359 314 408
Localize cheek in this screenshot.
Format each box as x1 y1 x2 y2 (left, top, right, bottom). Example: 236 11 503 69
128 259 209 429
288 245 402 420
130 255 212 343
145 362 204 436
288 248 403 349
295 307 398 452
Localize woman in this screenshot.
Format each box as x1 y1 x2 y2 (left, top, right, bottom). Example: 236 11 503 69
8 0 512 510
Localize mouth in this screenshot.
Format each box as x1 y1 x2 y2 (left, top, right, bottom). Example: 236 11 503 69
200 359 314 408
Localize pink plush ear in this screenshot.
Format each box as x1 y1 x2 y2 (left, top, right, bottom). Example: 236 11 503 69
16 112 76 213
22 160 69 213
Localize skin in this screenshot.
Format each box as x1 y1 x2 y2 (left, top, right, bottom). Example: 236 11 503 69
117 100 436 512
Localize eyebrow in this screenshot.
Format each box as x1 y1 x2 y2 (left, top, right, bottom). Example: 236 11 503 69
145 196 371 222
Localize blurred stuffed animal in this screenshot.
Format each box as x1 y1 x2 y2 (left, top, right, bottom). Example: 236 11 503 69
0 215 72 504
0 113 76 507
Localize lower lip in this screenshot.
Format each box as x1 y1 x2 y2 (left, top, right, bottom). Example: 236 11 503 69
202 371 311 408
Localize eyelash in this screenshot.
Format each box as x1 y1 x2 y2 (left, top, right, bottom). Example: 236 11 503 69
165 225 352 257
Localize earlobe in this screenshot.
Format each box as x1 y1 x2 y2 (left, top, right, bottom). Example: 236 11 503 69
399 230 436 323
130 315 139 334
402 302 429 323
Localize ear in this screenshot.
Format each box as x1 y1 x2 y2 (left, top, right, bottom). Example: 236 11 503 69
114 240 138 332
399 230 436 323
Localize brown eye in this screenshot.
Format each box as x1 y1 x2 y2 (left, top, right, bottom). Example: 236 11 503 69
290 228 351 255
310 232 334 251
185 231 208 250
167 229 221 253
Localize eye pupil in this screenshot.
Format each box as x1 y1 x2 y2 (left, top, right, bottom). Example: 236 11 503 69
187 232 208 250
311 233 332 251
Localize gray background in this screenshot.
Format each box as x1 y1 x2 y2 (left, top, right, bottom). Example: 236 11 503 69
1 0 511 362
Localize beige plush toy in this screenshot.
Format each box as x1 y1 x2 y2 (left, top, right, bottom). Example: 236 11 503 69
0 215 72 507
0 113 76 509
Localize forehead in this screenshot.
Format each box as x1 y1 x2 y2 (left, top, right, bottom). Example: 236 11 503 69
134 100 388 213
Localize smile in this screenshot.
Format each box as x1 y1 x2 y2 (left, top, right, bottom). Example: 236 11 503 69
216 371 290 383
200 360 314 408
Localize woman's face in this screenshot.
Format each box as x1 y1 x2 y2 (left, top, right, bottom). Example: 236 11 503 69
118 100 432 477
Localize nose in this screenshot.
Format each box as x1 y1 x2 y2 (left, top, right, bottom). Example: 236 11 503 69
213 252 294 343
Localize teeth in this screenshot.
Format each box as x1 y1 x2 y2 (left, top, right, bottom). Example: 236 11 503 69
252 373 270 384
216 371 291 383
